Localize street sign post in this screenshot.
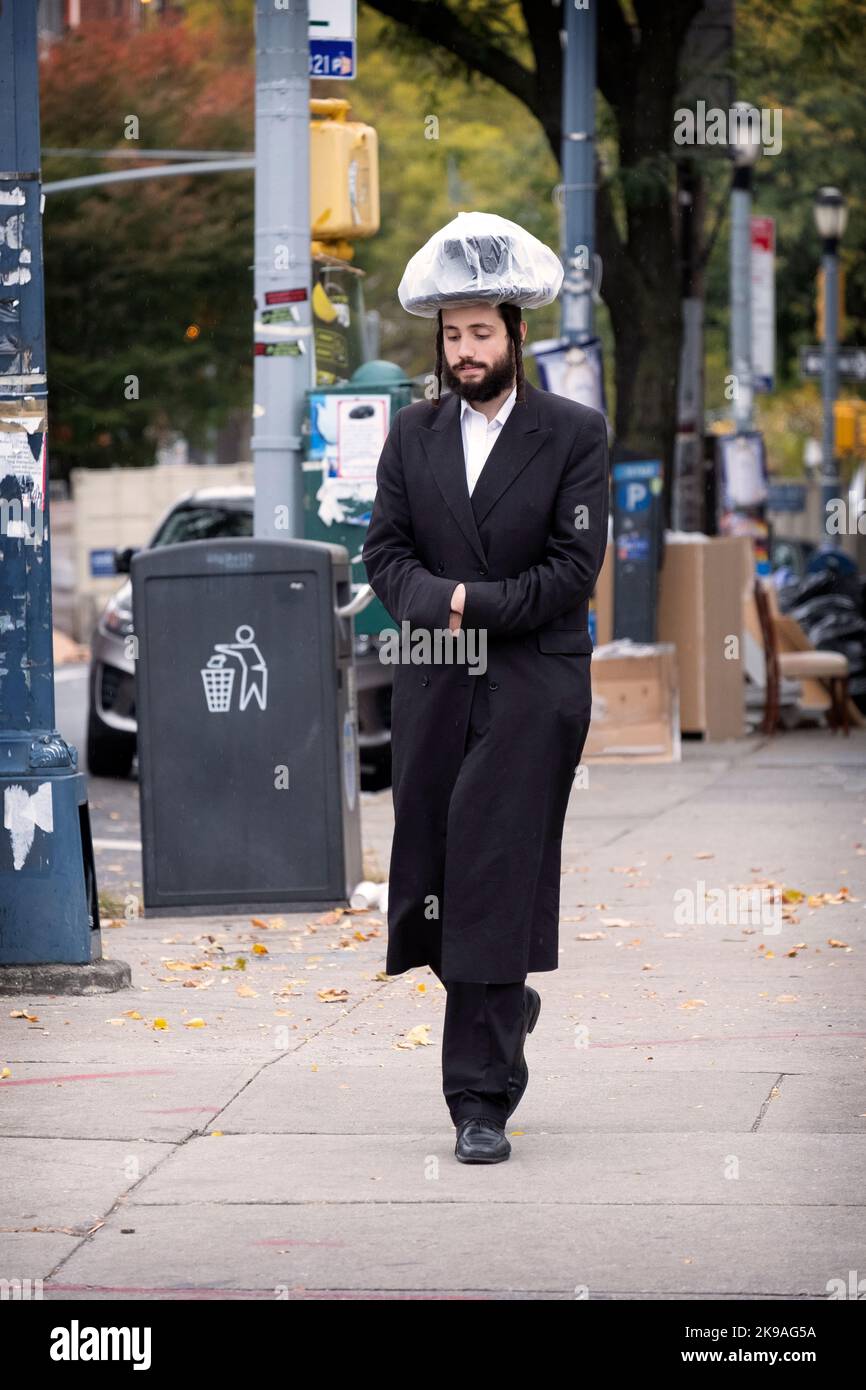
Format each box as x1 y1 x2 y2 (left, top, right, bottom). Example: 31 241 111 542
751 216 775 393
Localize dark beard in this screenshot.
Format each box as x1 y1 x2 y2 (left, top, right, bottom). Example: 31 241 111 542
442 341 515 403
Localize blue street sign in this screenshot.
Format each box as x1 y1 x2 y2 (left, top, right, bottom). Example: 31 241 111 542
309 40 355 79
309 0 356 80
90 548 117 577
766 483 807 514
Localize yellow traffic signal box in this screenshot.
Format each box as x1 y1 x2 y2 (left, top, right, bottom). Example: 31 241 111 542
311 98 379 258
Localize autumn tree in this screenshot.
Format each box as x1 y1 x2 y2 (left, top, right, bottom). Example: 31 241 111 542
39 20 253 476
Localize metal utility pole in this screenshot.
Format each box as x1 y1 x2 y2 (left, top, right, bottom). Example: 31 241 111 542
729 103 761 432
820 247 840 519
252 0 313 539
560 0 596 345
672 158 707 532
814 187 848 522
0 0 123 986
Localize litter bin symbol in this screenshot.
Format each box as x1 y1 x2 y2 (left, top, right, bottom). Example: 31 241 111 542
201 653 236 713
200 625 269 714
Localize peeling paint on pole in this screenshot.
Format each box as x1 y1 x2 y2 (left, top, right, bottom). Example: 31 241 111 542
0 0 107 973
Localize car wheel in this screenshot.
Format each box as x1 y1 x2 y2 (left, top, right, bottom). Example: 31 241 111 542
86 707 135 779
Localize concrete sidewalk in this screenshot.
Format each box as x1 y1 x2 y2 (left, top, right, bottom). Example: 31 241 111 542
2 727 865 1300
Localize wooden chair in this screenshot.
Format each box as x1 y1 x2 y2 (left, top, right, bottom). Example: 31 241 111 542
753 576 850 736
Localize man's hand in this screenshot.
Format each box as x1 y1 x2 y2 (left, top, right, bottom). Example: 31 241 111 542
449 582 466 633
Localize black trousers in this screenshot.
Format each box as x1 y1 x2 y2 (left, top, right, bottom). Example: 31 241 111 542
428 672 529 1127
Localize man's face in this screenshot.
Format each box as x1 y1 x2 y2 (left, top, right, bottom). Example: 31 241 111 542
440 303 525 403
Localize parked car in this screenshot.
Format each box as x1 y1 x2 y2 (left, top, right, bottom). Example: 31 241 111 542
87 486 393 786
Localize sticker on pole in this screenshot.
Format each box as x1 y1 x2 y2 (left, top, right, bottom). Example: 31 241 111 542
343 711 357 812
201 626 268 714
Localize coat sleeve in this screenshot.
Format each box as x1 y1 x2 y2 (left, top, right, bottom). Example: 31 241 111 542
361 405 457 630
460 406 610 637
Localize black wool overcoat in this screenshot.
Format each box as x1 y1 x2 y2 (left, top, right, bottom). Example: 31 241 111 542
361 379 610 983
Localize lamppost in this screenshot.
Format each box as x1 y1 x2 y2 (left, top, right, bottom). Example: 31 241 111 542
729 102 762 432
814 186 848 525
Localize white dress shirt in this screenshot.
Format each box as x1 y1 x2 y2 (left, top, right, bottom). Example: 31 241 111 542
459 384 517 496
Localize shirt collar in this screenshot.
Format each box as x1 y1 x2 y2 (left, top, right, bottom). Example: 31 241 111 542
460 383 517 428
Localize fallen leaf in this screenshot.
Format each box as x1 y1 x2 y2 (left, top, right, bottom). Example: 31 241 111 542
152 1018 169 1030
395 1023 432 1049
184 1018 207 1028
252 943 269 956
10 1011 38 1022
236 984 258 998
679 999 707 1010
162 959 213 972
317 988 349 1003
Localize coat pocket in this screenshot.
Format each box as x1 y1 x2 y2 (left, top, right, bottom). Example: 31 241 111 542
536 629 594 654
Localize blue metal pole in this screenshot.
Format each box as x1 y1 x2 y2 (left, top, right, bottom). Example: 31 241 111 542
0 0 107 972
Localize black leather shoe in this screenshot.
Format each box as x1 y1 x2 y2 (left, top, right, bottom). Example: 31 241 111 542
454 1117 511 1163
506 985 541 1119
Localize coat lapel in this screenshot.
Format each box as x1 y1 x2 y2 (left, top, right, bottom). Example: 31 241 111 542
418 380 552 567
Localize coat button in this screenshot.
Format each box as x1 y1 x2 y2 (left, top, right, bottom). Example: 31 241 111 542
437 562 445 572
488 681 498 691
421 675 430 686
478 566 488 575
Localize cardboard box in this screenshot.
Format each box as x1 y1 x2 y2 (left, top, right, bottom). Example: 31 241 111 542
657 534 751 738
584 641 681 762
592 533 614 647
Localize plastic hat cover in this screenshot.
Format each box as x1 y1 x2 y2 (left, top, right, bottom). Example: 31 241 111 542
397 211 564 317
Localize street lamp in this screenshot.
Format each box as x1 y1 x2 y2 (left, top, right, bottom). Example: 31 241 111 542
814 187 848 525
729 102 762 432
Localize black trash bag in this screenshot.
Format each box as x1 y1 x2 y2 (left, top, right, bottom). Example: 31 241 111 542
778 569 836 612
789 594 857 629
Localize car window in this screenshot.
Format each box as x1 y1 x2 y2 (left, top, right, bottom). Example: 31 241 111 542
153 506 254 546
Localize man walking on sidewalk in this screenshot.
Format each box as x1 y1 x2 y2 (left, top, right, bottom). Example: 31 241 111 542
362 213 610 1164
